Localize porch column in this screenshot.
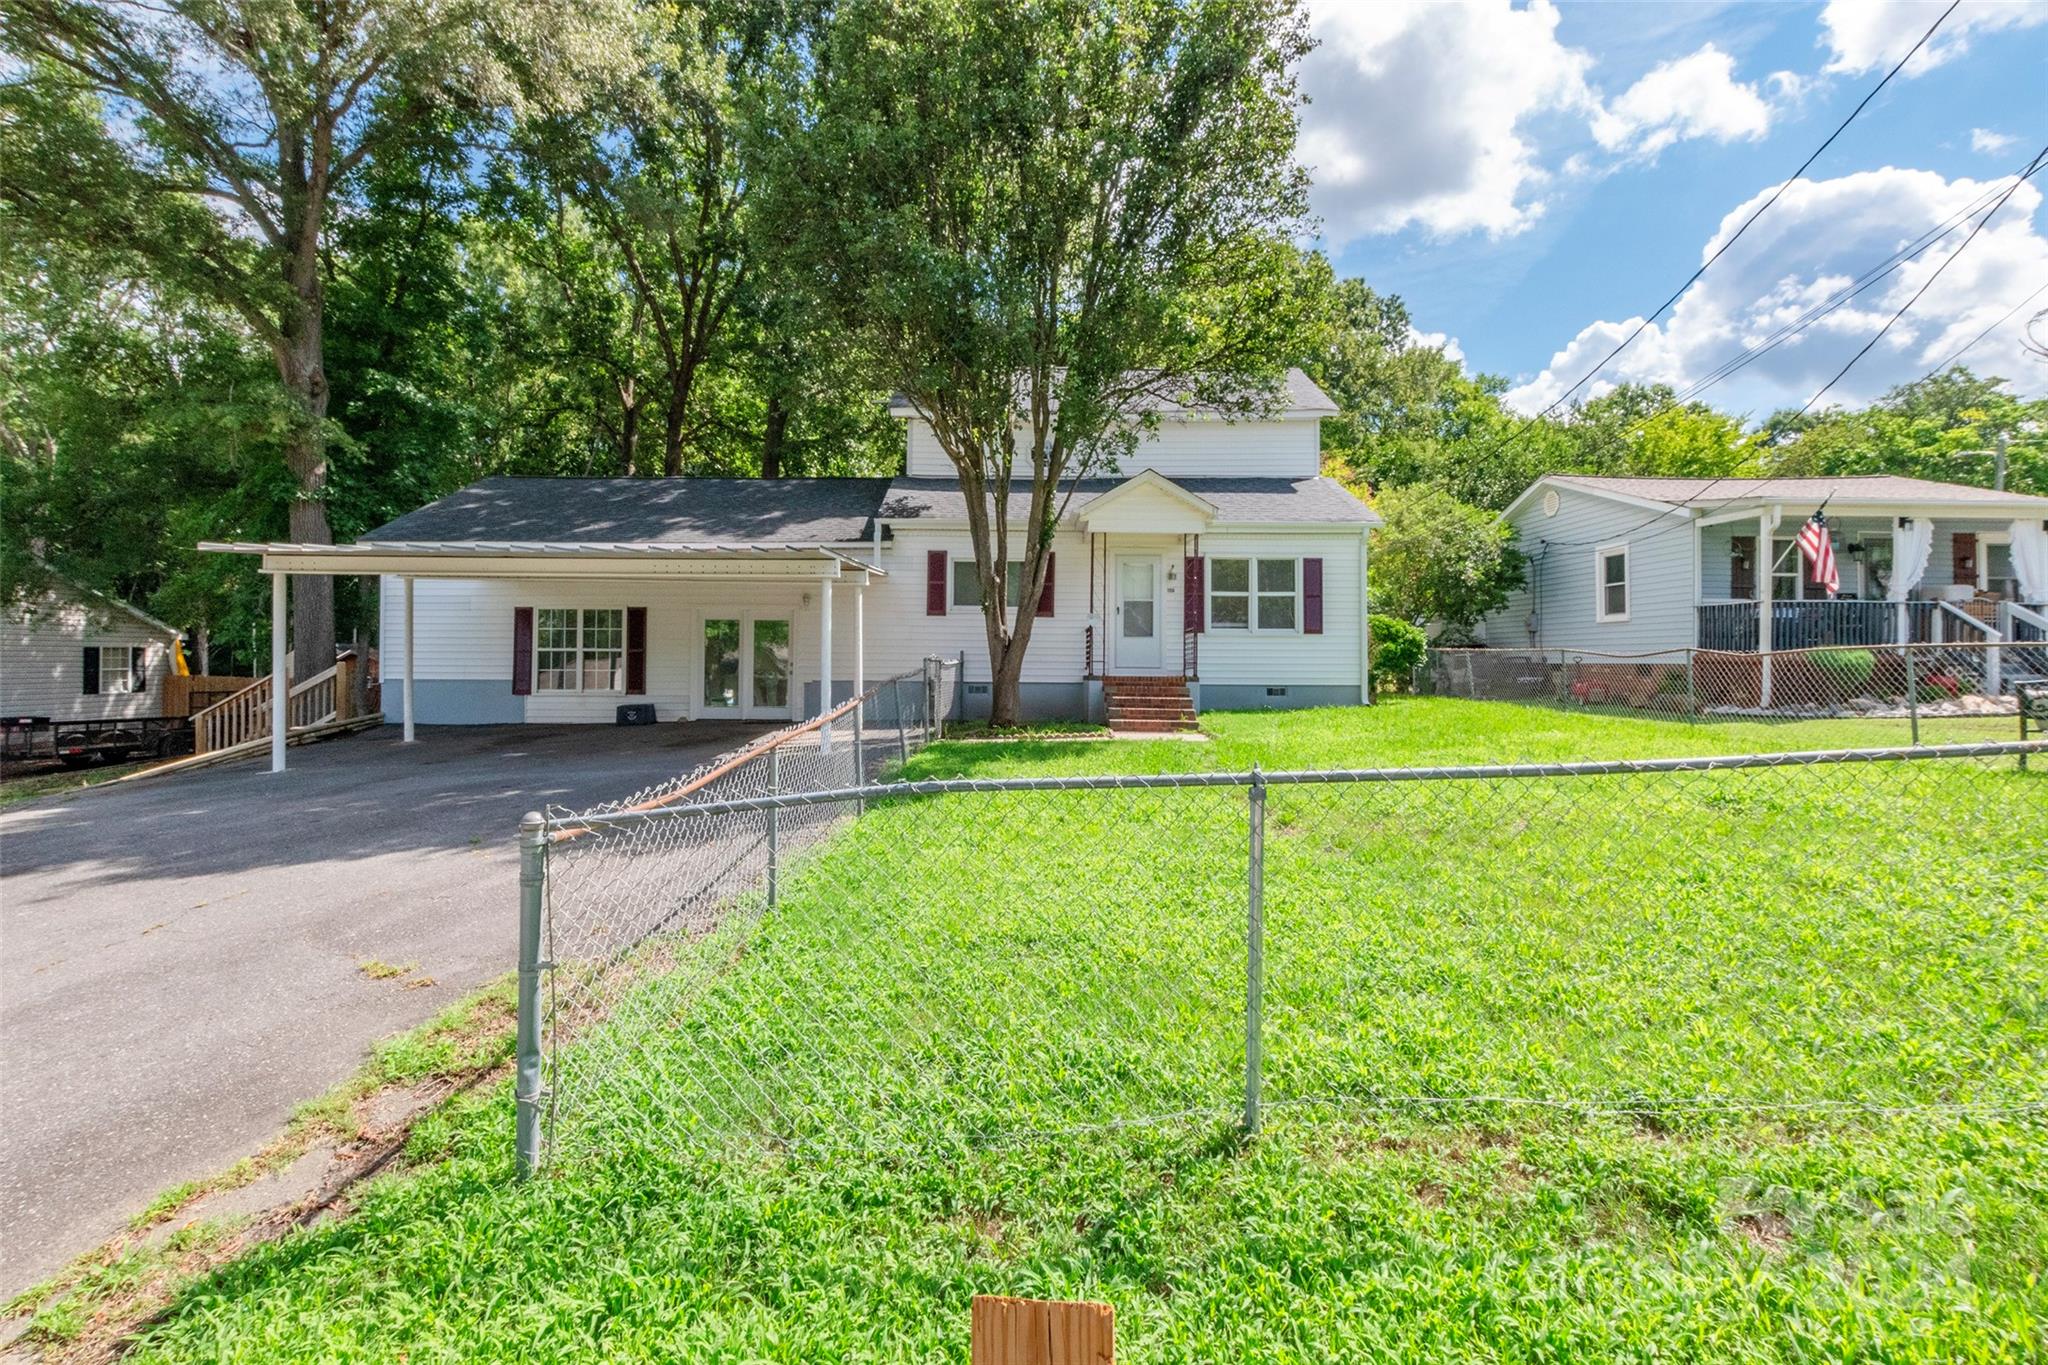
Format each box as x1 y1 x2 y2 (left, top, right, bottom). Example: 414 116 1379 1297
852 575 865 707
401 575 416 744
270 571 288 774
1757 508 1774 707
818 574 834 754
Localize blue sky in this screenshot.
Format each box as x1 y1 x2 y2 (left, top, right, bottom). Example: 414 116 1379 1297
1297 0 2048 419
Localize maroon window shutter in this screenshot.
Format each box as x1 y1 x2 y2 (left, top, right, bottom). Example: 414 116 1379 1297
512 607 533 695
625 607 647 694
1184 557 1204 632
1036 553 1055 617
926 550 948 615
1952 531 1977 589
1303 558 1324 634
1730 535 1755 599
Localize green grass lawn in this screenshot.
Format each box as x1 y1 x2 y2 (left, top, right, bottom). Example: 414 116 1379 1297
108 699 2048 1362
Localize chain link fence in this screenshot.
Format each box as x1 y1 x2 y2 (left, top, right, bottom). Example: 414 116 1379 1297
517 736 2046 1174
1426 640 2048 739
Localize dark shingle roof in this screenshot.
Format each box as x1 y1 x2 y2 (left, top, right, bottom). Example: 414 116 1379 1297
361 471 1374 548
363 477 893 545
881 475 1376 525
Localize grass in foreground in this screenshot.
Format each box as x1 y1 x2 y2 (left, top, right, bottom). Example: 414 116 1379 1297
104 700 2048 1361
0 759 153 806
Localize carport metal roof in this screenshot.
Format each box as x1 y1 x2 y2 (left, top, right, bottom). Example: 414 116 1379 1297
198 540 885 580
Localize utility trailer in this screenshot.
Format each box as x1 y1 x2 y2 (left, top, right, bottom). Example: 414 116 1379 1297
1 715 193 769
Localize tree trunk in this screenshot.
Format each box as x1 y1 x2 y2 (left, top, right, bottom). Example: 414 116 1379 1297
661 378 687 477
619 378 641 476
762 392 788 478
988 633 1028 727
195 623 210 675
278 324 335 676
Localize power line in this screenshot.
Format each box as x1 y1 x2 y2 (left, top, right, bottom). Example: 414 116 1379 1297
1533 150 2047 551
1791 144 2048 419
1924 277 2048 376
1481 0 1961 458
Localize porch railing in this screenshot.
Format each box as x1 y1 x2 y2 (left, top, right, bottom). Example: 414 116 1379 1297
1697 600 1956 651
191 651 358 756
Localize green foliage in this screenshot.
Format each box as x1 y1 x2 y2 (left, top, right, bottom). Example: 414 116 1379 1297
1810 648 1876 698
1755 368 2048 494
1368 485 1525 634
1367 613 1426 691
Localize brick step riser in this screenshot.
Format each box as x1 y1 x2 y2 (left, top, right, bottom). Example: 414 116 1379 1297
1107 708 1197 720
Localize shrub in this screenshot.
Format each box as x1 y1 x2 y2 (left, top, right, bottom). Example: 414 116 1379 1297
1368 614 1427 692
1811 648 1875 699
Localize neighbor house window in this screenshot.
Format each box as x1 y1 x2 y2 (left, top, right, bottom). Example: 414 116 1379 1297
534 608 624 692
952 558 1028 610
95 645 142 694
1594 543 1629 622
1208 557 1298 632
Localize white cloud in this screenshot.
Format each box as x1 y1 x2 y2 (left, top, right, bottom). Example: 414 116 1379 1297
1819 0 2048 76
1592 45 1776 158
1504 167 2048 414
1972 127 2021 155
1298 3 1792 244
1297 1 1597 241
1405 326 1466 368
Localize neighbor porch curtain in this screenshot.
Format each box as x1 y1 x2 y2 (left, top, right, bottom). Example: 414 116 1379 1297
2010 519 2048 603
1887 517 1935 601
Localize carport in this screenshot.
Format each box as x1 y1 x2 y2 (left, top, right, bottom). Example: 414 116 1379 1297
197 539 884 772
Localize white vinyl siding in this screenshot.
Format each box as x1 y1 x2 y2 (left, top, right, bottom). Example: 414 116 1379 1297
1478 484 1693 654
1196 531 1362 687
904 416 1321 479
1 590 177 722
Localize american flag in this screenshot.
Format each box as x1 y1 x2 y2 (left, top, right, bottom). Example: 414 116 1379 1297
1796 513 1839 597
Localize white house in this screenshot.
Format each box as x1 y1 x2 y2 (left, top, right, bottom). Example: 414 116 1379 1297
202 370 1379 753
1478 473 2048 659
1 571 184 722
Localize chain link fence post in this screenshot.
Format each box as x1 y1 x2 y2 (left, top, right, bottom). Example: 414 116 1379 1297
1243 764 1266 1136
1685 649 1697 718
515 811 546 1180
1905 646 1920 746
767 747 780 909
894 677 910 768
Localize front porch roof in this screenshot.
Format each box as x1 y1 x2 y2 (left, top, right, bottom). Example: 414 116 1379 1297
198 540 883 580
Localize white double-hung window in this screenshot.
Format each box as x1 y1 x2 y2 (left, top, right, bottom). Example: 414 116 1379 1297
1208 557 1298 632
535 608 625 692
1594 542 1629 622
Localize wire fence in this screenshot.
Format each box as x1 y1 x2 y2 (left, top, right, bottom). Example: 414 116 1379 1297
1425 640 2048 739
517 735 2046 1174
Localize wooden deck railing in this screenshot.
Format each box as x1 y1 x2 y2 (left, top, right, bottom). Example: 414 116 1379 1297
192 652 357 755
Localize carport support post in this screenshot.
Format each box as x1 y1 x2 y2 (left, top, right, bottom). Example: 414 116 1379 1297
401 576 416 743
270 571 287 773
1244 765 1266 1136
818 575 833 756
515 812 546 1179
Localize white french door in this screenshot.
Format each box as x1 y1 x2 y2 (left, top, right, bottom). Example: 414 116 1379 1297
1113 555 1163 672
700 614 793 719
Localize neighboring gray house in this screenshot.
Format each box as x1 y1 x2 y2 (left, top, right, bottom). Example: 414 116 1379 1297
1 572 184 722
1477 474 2048 657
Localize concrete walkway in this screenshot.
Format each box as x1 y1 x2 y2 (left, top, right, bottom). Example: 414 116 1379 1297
0 721 768 1296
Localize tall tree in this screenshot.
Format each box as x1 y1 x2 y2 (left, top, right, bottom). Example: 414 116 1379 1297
1 0 628 671
768 0 1320 724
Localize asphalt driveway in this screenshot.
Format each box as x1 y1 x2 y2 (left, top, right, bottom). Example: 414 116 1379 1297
0 721 770 1295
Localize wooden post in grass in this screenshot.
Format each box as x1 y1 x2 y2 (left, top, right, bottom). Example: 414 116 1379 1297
970 1296 1113 1364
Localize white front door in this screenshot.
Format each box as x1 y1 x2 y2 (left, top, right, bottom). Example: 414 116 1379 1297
1113 555 1163 672
701 614 794 719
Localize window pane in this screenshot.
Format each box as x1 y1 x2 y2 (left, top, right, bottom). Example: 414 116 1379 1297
1005 561 1028 609
1603 553 1626 587
583 609 623 651
1258 594 1296 630
952 561 980 608
1211 594 1249 628
582 652 622 691
1212 558 1249 592
752 619 790 708
1257 559 1295 592
537 608 577 649
100 646 134 694
536 651 576 692
1605 583 1627 617
703 618 739 708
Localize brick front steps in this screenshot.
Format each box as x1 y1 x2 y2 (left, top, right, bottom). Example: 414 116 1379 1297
1102 675 1199 733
